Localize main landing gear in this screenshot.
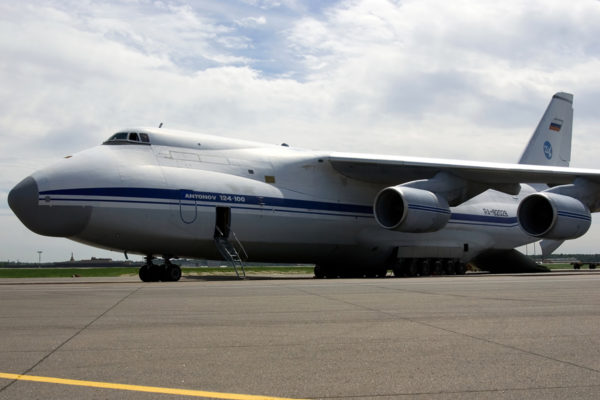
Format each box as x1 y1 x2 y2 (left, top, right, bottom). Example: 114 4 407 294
314 258 467 279
139 256 182 282
392 258 466 277
314 264 387 279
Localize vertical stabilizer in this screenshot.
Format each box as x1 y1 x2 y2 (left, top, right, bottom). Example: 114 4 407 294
519 92 573 166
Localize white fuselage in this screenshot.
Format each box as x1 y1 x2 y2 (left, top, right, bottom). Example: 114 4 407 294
27 129 537 268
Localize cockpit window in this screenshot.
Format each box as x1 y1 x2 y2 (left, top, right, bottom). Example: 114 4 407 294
112 132 128 140
103 131 151 145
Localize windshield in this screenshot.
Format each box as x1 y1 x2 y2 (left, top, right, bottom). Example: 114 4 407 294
103 132 150 145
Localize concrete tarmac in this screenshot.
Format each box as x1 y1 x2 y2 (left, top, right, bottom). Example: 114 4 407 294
0 272 599 399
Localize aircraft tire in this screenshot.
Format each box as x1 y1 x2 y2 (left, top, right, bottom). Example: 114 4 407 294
445 259 455 275
314 265 325 279
418 259 431 276
456 262 467 275
139 265 150 282
406 259 418 277
432 259 443 275
149 265 162 282
162 264 182 282
328 265 343 278
318 264 338 278
339 268 354 278
139 264 160 282
392 262 404 277
364 267 376 278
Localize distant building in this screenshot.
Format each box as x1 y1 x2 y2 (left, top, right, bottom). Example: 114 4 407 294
52 257 140 268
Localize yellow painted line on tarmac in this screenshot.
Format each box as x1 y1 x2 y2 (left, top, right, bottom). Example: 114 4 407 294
0 372 307 400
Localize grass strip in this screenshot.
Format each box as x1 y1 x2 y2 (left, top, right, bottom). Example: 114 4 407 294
0 267 314 278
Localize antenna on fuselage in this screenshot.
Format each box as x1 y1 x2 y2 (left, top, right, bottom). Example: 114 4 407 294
158 122 163 128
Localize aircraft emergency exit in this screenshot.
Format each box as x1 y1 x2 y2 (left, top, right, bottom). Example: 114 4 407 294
8 92 600 280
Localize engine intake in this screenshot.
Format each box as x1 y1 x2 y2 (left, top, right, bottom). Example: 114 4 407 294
373 186 451 233
517 192 591 239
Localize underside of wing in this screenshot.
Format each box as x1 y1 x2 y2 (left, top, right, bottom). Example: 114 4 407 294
329 152 600 188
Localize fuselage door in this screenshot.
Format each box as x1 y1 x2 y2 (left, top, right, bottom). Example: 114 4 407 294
215 206 231 238
179 190 197 224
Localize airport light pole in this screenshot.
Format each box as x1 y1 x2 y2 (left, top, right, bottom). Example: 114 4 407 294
37 250 42 267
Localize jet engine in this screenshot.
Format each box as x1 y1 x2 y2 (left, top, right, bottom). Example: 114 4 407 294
517 192 591 239
373 186 451 233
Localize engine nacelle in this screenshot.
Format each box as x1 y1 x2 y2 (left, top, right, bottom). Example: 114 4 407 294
373 186 451 233
517 192 591 239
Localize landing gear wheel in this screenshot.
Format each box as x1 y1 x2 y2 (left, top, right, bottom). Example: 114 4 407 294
314 265 325 279
364 267 376 278
406 259 418 277
148 265 161 281
418 259 431 276
432 259 443 275
323 265 340 278
393 262 404 277
444 259 456 275
161 264 182 282
139 265 151 282
139 264 160 282
139 256 160 282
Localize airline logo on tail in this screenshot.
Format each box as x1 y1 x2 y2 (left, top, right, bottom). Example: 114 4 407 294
549 118 563 132
543 141 553 159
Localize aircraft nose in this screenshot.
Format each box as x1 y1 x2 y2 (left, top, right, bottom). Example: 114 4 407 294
8 176 38 220
8 176 92 237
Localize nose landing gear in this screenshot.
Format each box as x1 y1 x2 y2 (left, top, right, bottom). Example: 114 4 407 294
139 256 182 282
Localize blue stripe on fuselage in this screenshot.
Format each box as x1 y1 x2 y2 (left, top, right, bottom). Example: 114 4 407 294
39 187 373 215
39 187 520 226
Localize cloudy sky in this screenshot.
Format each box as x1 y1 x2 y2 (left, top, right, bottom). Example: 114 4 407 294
2 0 600 262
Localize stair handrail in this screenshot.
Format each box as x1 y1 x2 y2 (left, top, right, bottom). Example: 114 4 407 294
230 231 249 261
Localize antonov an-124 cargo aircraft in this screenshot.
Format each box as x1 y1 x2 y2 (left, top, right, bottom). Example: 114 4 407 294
9 93 600 281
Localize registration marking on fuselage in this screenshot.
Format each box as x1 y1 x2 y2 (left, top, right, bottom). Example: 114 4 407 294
0 372 307 400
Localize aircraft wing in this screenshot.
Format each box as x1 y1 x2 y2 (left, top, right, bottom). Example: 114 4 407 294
329 152 600 187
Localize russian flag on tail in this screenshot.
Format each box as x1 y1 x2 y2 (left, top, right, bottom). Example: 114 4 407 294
549 118 563 132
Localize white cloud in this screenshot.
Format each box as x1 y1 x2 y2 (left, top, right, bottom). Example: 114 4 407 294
240 0 300 11
236 16 267 27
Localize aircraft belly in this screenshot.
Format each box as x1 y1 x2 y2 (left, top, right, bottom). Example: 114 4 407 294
74 205 218 258
229 210 389 265
232 209 364 244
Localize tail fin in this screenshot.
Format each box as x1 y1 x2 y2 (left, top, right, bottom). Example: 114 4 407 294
518 92 573 166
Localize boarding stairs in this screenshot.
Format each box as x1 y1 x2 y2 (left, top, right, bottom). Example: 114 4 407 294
214 228 247 279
